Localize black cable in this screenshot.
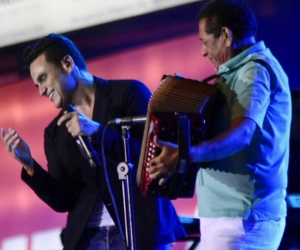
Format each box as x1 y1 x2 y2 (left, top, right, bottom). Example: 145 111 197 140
101 123 126 243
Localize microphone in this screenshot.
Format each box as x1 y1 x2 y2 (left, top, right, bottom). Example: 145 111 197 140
108 116 146 125
63 104 101 168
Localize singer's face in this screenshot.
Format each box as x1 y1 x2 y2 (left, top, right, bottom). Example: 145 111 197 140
199 18 232 70
30 53 76 109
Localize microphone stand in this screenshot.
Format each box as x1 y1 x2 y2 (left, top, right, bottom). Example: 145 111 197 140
117 125 136 250
64 104 134 248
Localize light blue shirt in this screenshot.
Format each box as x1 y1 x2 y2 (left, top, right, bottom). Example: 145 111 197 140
196 41 291 220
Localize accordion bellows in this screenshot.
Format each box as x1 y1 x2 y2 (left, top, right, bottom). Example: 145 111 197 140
137 75 217 199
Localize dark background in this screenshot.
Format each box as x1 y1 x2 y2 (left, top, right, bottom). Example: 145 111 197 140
0 0 299 89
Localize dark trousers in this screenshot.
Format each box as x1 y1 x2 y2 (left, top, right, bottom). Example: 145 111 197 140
74 225 173 250
74 226 126 250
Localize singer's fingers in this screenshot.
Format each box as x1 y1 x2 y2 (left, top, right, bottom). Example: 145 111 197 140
69 125 82 137
148 161 164 175
10 138 20 152
149 153 161 167
4 130 19 152
57 113 74 126
153 135 164 149
6 130 19 144
2 128 14 143
0 127 5 139
159 177 168 186
63 118 83 137
148 165 170 185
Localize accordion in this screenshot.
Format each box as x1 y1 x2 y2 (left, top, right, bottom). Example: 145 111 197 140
136 75 218 199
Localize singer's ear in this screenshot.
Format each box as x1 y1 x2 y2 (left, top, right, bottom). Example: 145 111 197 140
61 55 74 73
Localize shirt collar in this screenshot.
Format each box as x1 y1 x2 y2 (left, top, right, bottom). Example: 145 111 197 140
218 41 266 74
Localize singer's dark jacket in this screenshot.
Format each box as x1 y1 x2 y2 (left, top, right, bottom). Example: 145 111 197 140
21 77 186 250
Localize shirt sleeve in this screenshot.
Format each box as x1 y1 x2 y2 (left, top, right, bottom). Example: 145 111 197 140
231 61 272 129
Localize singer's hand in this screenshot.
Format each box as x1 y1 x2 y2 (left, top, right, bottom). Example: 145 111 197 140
57 110 100 137
1 127 35 174
148 135 179 186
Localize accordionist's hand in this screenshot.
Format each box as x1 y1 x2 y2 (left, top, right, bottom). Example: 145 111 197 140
148 135 178 186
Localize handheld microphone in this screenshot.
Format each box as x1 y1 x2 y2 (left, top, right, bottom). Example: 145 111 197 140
108 116 146 125
63 104 101 168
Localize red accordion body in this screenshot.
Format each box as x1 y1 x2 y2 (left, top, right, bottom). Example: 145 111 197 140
136 75 218 199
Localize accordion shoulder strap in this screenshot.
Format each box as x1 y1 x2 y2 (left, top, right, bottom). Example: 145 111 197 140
202 59 275 87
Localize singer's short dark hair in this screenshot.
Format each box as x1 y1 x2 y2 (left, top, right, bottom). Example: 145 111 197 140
22 33 87 73
198 0 257 42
